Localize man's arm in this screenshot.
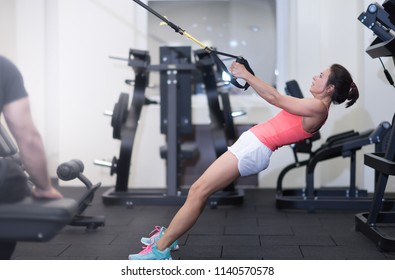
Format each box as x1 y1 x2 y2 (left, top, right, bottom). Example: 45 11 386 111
2 97 63 199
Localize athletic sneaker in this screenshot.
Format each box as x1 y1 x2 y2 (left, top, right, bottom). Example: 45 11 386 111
128 243 172 260
141 226 179 251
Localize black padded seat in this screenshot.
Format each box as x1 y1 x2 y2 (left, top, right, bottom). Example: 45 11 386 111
0 197 78 242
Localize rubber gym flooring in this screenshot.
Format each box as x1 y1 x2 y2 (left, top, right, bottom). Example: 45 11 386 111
11 186 395 260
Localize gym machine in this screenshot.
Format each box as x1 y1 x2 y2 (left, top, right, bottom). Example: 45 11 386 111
194 49 237 151
355 0 395 251
98 47 193 205
0 124 104 259
98 46 244 207
193 49 245 207
276 80 393 211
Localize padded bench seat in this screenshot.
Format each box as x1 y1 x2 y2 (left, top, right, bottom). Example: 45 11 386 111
0 197 78 242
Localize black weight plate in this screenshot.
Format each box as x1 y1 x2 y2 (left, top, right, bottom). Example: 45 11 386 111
111 93 129 139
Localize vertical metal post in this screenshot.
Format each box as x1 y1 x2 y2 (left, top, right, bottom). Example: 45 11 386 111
367 124 395 225
166 69 179 196
349 153 356 197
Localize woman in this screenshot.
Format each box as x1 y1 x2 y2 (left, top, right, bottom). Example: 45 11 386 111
128 62 359 260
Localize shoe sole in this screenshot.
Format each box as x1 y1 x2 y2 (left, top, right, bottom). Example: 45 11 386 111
128 256 173 260
141 240 179 251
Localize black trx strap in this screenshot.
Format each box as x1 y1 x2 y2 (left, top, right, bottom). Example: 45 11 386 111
132 0 255 91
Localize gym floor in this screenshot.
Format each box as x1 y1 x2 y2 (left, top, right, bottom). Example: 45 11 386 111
11 186 395 260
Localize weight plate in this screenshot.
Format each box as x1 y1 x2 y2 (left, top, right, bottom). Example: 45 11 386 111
111 93 129 139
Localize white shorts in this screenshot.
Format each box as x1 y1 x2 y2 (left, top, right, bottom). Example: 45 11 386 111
228 130 272 177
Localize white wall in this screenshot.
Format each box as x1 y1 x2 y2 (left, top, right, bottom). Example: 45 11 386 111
1 0 394 192
0 0 17 59
56 0 148 186
1 0 148 186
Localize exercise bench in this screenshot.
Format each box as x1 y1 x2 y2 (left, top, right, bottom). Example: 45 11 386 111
0 124 103 259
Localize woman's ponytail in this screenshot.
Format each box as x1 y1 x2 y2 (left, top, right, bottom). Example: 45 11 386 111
328 64 359 108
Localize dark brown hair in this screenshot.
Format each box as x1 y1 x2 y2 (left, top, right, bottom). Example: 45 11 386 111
328 64 359 108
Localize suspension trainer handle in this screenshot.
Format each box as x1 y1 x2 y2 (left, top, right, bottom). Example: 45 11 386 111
235 57 255 90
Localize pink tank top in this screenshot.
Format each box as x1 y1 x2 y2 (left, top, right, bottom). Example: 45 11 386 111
249 110 315 151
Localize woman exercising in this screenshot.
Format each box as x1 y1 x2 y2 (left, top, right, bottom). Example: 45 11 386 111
128 62 359 260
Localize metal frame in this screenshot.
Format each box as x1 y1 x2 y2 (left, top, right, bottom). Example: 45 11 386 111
355 115 395 251
276 121 392 211
102 47 244 207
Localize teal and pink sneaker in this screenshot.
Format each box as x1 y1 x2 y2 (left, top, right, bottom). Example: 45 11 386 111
128 243 172 260
140 226 179 251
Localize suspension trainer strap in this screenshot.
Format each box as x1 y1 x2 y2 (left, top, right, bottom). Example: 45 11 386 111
132 0 255 90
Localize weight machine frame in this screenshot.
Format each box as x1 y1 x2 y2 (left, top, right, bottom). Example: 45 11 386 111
102 47 244 207
355 0 395 251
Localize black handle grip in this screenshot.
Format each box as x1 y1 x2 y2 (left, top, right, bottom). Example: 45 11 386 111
57 159 84 181
236 57 255 77
209 51 255 91
232 57 255 90
384 69 394 86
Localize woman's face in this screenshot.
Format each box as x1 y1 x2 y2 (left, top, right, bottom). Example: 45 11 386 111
310 68 331 96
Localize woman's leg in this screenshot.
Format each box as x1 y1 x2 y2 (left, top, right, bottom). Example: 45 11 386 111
156 150 240 251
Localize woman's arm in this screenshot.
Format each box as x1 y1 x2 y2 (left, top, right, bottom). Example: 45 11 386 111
230 62 327 118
